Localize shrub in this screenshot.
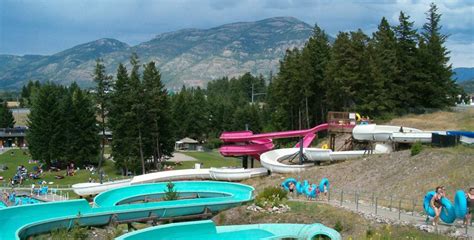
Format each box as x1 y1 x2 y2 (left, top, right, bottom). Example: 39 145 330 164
203 138 222 150
164 182 178 200
255 186 287 208
334 220 344 232
411 142 423 156
365 226 374 238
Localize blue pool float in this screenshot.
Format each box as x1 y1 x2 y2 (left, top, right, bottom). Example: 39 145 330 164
423 191 436 217
319 178 330 193
296 181 303 194
440 197 456 223
454 190 467 219
281 178 297 191
304 184 318 198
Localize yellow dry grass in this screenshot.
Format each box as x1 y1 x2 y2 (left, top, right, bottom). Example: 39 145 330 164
13 111 29 126
387 108 474 131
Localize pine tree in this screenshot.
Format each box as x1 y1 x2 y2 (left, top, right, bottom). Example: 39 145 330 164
27 83 64 166
93 58 113 182
394 11 420 111
418 3 457 108
366 17 398 116
143 61 174 170
171 85 191 138
109 63 135 175
0 102 15 128
301 24 331 124
70 87 100 166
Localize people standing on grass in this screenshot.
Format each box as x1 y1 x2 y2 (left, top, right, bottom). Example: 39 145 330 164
465 187 474 226
430 186 444 227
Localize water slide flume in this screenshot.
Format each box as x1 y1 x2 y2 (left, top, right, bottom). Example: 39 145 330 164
73 168 268 196
115 220 341 240
260 144 392 173
0 181 254 239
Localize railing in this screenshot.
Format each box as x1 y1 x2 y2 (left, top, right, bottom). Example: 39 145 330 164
318 188 472 238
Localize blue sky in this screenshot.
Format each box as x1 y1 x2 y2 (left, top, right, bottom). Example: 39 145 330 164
0 0 473 67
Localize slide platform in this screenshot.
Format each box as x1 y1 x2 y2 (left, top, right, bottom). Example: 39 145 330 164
0 181 254 239
116 220 341 240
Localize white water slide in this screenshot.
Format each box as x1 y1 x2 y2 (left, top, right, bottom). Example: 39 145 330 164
72 167 268 196
260 144 392 173
261 124 437 173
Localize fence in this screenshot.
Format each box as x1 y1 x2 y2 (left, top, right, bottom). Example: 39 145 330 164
321 187 472 238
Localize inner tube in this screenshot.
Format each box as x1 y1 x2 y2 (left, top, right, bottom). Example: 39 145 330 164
281 178 297 191
304 184 318 198
296 181 303 194
423 191 436 217
319 178 330 193
440 197 456 224
454 190 468 219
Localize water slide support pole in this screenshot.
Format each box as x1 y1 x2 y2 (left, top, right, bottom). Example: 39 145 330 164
242 156 248 169
299 137 303 165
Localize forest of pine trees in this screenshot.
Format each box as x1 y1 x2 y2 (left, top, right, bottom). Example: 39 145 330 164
23 3 463 174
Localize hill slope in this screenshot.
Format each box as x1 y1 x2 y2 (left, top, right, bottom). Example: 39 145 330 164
0 17 314 90
453 67 474 83
244 108 474 202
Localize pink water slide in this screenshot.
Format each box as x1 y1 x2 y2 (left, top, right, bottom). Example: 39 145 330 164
219 123 329 158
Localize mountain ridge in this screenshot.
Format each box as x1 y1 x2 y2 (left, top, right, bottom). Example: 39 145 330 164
0 17 314 90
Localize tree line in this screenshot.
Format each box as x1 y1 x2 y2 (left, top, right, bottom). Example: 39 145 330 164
24 3 462 175
170 3 461 137
27 83 99 167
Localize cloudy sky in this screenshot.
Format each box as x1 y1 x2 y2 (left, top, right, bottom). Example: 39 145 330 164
0 0 473 67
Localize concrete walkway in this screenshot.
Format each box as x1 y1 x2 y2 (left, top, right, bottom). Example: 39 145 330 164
289 198 473 239
168 152 197 162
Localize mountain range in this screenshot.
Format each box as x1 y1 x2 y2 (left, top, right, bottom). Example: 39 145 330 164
0 17 314 91
0 16 472 92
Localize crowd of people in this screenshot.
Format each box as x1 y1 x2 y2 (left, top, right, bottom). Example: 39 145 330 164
9 164 43 186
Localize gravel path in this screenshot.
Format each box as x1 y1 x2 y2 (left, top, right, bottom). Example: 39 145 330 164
168 152 197 162
290 198 473 239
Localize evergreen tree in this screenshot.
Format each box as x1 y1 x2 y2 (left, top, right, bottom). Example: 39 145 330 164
93 58 113 182
0 102 15 128
301 24 332 124
109 63 137 175
366 17 398 115
128 54 147 174
27 83 67 166
142 61 174 170
70 87 100 166
418 3 457 108
394 11 420 111
171 86 191 138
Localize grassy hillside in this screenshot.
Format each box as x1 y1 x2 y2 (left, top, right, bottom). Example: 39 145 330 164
243 109 474 207
0 149 123 186
388 108 474 131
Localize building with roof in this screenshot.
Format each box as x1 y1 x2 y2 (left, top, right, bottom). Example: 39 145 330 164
175 137 201 151
0 127 27 147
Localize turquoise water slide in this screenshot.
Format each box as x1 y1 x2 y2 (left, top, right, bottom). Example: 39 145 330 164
116 220 342 240
0 181 254 239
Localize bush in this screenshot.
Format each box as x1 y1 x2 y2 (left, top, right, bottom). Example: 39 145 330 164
164 182 178 200
411 142 423 156
255 186 287 208
334 220 344 232
203 138 222 150
366 226 374 238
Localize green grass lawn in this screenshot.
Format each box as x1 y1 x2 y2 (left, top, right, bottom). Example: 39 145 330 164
164 150 257 169
0 149 124 187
